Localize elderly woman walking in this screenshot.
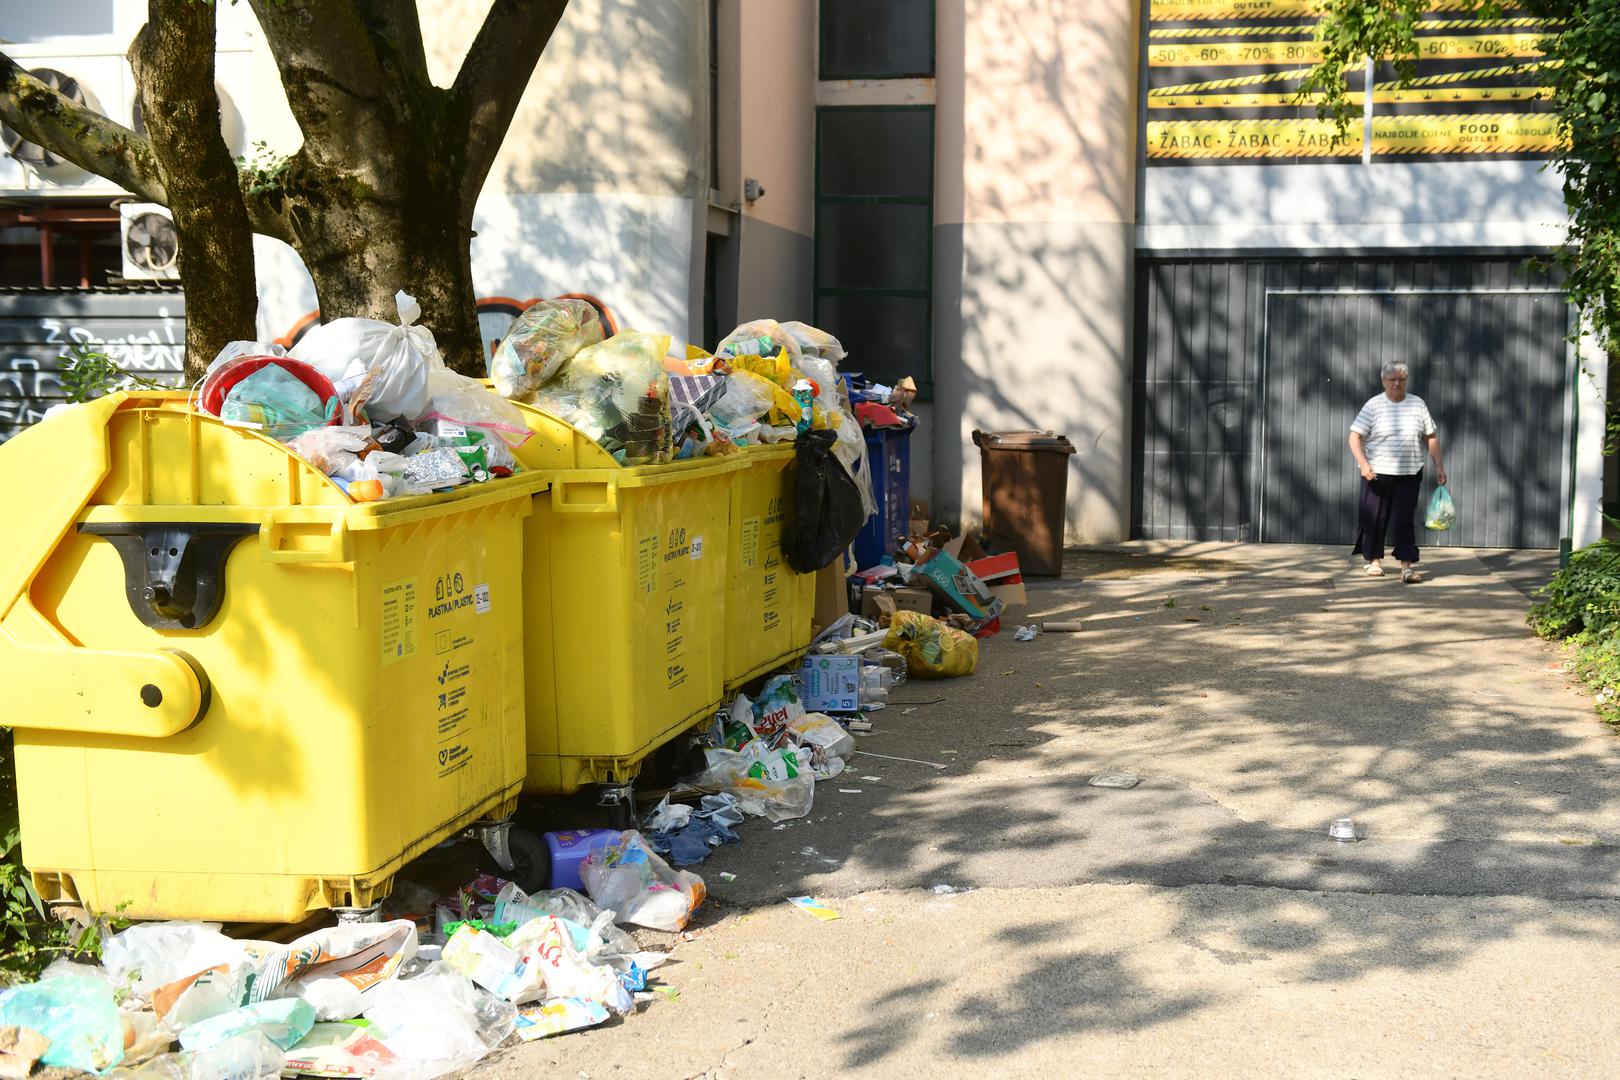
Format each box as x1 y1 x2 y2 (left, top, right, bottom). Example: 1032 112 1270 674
1347 361 1447 583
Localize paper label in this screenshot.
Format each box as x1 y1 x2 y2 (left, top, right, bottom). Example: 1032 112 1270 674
690 535 704 560
380 579 418 665
473 583 491 614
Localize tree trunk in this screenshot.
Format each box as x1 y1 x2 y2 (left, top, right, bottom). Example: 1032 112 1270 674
129 2 257 381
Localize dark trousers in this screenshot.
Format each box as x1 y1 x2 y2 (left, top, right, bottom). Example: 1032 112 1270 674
1353 471 1423 564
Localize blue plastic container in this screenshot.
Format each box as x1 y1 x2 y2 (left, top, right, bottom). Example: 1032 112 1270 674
544 828 618 891
853 423 914 570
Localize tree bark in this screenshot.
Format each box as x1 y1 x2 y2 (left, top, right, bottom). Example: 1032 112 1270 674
129 2 257 380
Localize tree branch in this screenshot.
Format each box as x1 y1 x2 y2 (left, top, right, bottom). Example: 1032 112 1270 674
0 51 168 204
450 0 570 210
244 0 402 171
354 0 431 91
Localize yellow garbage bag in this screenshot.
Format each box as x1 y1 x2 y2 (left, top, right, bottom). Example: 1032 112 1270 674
882 609 978 679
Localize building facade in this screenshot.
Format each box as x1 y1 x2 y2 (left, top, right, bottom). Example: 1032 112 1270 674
0 0 1602 550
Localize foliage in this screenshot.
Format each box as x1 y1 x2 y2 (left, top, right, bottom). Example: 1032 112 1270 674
1528 532 1620 723
58 343 167 404
1304 2 1620 376
236 139 292 199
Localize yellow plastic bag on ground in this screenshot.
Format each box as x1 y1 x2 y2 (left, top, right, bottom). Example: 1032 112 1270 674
882 609 978 679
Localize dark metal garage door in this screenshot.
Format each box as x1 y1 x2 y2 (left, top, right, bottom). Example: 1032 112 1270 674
1132 255 1572 549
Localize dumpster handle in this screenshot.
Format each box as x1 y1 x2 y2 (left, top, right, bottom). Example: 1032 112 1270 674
78 522 259 630
260 512 351 564
550 478 618 515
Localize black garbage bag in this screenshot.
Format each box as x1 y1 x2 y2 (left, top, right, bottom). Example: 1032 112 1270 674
784 429 866 572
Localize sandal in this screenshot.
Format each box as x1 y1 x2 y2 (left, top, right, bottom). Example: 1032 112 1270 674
1363 561 1385 577
1402 568 1423 584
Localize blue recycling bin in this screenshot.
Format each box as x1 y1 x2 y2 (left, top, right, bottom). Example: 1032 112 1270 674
853 422 914 570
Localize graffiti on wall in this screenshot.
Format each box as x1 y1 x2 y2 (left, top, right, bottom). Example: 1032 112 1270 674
0 294 186 440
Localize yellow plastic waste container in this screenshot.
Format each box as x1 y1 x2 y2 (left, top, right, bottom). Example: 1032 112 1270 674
0 394 543 922
724 443 816 691
506 404 746 802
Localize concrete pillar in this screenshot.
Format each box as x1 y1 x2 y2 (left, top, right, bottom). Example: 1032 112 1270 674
932 0 1139 544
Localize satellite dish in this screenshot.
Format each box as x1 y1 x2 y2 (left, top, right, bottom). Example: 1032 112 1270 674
1 68 92 181
125 211 179 275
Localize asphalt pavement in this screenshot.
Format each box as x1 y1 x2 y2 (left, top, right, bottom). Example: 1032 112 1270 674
470 543 1620 1078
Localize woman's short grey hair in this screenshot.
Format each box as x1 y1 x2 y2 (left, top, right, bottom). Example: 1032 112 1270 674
1380 361 1410 379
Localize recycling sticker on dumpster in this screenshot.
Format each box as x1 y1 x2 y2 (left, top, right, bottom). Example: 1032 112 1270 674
636 534 659 595
381 579 418 665
740 517 761 570
473 583 491 614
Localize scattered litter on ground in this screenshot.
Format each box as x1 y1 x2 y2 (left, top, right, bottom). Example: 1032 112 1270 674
1014 625 1039 641
717 872 737 883
1329 818 1360 843
787 897 841 922
853 750 950 771
838 788 863 794
1089 773 1142 789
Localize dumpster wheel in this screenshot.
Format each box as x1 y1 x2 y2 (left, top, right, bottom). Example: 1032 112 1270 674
478 826 550 894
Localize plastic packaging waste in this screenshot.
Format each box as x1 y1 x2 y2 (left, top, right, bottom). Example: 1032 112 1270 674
102 921 248 1000
418 368 532 464
780 321 847 365
290 291 438 420
537 331 673 464
0 975 125 1073
715 319 803 368
241 919 418 1021
696 747 816 822
361 968 517 1079
1425 483 1456 531
491 883 652 976
489 298 606 400
504 916 634 1012
179 998 315 1053
219 363 331 442
789 712 855 764
206 340 288 377
106 1031 286 1080
579 831 706 932
751 674 805 744
882 609 979 679
288 424 372 476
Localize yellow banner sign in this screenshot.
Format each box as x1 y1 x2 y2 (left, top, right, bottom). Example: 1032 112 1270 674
1371 112 1563 154
1149 33 1545 68
1150 0 1478 17
1147 119 1362 158
1149 86 1553 109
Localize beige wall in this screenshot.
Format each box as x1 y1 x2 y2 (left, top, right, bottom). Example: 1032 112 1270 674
735 0 815 236
420 0 705 199
933 0 1140 546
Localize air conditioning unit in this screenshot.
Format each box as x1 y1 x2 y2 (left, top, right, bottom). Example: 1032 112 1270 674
120 203 180 281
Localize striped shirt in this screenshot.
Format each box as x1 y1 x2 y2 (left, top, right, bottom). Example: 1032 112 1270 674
1351 393 1435 475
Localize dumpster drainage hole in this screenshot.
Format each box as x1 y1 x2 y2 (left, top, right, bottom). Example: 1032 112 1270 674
149 546 159 556
140 684 162 708
169 547 178 557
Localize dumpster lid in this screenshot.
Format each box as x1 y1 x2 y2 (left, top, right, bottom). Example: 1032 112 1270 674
972 430 1076 453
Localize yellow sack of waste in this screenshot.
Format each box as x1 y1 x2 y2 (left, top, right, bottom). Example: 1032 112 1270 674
882 609 978 679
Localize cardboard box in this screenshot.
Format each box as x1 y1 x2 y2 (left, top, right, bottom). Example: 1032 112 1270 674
967 553 1025 610
813 561 849 634
798 655 861 712
914 550 1003 621
860 585 933 620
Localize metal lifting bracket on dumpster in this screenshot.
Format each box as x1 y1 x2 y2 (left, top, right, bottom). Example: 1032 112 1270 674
78 522 260 630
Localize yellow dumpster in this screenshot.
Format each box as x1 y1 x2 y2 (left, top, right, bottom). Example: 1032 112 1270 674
724 443 816 691
0 393 543 922
506 404 746 802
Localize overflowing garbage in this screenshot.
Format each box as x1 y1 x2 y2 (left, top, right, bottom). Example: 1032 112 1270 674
0 293 1043 1077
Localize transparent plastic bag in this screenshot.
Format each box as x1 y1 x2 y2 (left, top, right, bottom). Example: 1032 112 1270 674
291 291 437 420
0 975 125 1073
107 1031 286 1080
219 365 330 443
780 321 847 365
1425 483 1456 531
102 921 247 1000
359 969 516 1080
579 831 706 932
178 998 315 1053
418 368 532 466
695 748 816 822
715 319 802 368
539 332 672 464
708 369 778 428
489 298 605 400
287 425 372 476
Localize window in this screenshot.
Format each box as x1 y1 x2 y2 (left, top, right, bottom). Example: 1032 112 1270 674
814 106 933 388
820 0 935 80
